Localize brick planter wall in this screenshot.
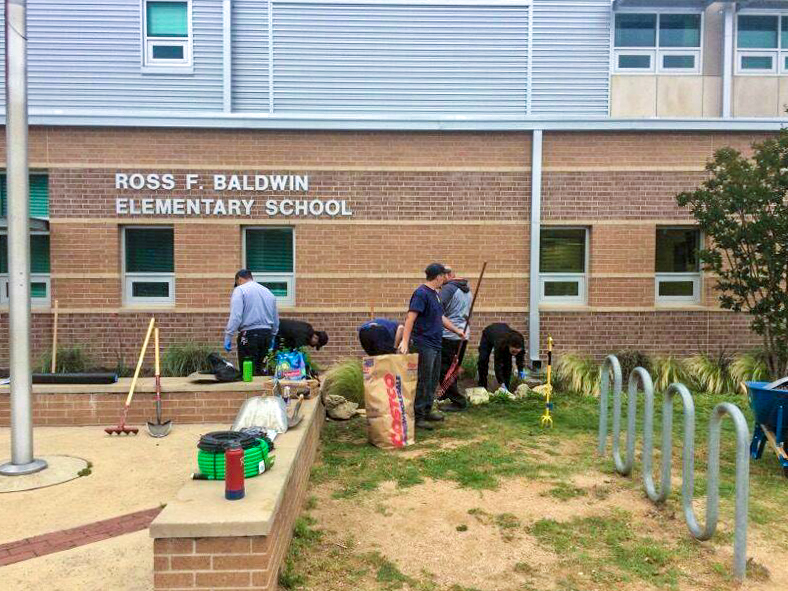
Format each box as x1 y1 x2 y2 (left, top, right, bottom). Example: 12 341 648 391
152 401 324 590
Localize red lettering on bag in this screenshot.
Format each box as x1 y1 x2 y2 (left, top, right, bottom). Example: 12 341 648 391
384 373 405 447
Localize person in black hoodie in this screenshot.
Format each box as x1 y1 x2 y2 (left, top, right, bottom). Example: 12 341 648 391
477 323 526 391
274 319 329 351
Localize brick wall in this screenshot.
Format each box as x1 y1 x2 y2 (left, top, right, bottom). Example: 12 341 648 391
152 401 324 590
0 128 775 369
0 381 319 427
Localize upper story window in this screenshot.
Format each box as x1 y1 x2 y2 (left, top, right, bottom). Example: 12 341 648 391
655 228 700 305
540 228 587 305
614 13 702 74
736 14 788 74
244 228 295 308
143 1 192 70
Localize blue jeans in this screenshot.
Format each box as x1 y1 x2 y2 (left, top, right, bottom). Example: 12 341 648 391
413 342 441 419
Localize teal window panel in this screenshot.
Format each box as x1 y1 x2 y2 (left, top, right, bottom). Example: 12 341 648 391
658 281 695 297
132 282 170 298
0 234 49 274
30 282 47 298
147 2 188 37
615 13 657 47
152 45 185 60
246 229 294 273
659 14 701 48
0 174 49 218
260 281 289 297
618 54 651 69
540 229 586 274
125 228 174 273
663 55 695 69
544 281 580 297
738 15 778 49
742 55 774 70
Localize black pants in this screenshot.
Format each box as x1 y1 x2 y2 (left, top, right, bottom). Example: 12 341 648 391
477 335 512 390
359 326 395 356
237 328 273 376
412 341 441 419
439 338 467 408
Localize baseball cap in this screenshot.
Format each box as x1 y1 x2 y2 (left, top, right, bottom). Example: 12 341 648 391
425 262 448 280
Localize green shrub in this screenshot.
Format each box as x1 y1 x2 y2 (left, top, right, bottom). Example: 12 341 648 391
461 351 478 381
614 350 651 381
730 350 770 392
322 358 364 407
554 353 600 397
649 355 690 392
38 346 91 373
685 352 736 395
160 343 215 377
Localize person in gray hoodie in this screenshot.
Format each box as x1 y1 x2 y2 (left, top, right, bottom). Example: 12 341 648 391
438 267 473 411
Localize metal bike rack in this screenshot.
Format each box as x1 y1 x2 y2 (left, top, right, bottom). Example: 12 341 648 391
598 355 751 581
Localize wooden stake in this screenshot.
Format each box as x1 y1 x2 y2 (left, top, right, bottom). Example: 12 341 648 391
50 299 59 373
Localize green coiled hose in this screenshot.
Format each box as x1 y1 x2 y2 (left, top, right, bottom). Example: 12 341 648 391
196 439 273 480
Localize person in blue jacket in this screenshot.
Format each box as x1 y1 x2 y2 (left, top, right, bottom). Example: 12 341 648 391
358 318 404 356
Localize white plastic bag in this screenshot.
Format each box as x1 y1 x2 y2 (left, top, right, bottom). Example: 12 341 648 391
232 396 289 433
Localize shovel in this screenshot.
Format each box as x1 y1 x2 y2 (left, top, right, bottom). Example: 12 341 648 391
147 327 172 437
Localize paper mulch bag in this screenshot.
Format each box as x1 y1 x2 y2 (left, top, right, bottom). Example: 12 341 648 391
362 353 418 449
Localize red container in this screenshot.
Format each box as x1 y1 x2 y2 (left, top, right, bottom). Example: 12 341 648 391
224 443 245 500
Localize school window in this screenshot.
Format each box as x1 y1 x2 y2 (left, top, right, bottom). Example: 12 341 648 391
735 14 788 74
655 228 701 305
0 233 51 306
613 13 702 74
244 228 295 308
540 228 587 305
123 227 175 306
143 1 191 69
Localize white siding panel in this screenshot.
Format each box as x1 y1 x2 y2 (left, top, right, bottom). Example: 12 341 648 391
531 0 611 116
232 0 270 112
25 0 223 111
271 2 529 115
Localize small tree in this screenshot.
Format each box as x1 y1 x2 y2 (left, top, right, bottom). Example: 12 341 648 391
677 129 788 379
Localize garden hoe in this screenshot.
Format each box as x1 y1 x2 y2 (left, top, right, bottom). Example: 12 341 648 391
106 317 155 435
147 327 172 437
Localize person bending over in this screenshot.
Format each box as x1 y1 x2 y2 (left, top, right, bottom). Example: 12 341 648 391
358 318 404 356
275 319 329 351
477 323 526 391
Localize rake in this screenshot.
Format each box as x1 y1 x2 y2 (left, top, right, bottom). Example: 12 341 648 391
436 261 487 399
105 317 155 435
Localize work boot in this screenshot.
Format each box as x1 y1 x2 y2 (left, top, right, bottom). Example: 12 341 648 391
442 403 467 413
425 410 444 422
415 418 435 430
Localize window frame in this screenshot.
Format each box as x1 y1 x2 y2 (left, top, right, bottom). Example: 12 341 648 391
613 10 703 75
122 225 176 307
141 0 193 73
242 226 296 308
735 11 788 75
0 230 51 307
654 227 702 306
539 227 589 306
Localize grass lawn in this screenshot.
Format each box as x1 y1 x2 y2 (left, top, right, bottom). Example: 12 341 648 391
279 389 788 591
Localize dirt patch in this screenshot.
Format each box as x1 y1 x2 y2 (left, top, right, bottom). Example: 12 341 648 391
308 469 660 591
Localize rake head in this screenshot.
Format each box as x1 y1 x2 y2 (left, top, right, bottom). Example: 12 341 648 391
105 425 139 436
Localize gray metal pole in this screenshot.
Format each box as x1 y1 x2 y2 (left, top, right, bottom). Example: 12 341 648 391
0 0 46 476
528 130 542 365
